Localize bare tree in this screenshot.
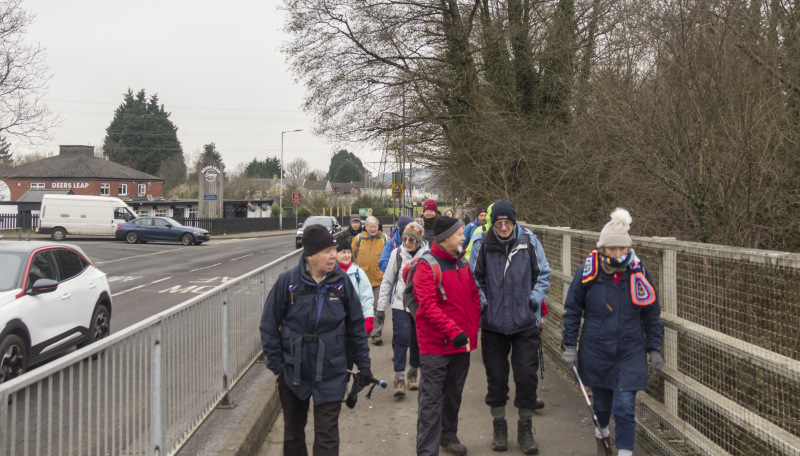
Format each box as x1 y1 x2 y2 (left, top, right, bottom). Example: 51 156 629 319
285 157 310 179
0 1 56 141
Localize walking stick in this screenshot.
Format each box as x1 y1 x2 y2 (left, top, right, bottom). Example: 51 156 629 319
572 366 609 450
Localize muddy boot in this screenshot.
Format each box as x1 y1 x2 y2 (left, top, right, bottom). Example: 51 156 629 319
393 377 406 397
491 418 508 451
407 369 420 390
517 419 538 454
596 436 618 456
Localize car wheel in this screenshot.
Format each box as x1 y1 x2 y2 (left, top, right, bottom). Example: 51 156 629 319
0 334 26 384
125 231 138 244
193 241 203 245
296 243 302 249
181 233 193 245
79 303 111 348
51 227 66 241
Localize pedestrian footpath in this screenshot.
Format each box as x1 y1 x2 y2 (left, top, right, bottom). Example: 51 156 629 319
256 315 615 456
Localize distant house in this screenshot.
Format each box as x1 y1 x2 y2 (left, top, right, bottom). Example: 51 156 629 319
305 180 331 193
0 145 164 202
330 182 362 197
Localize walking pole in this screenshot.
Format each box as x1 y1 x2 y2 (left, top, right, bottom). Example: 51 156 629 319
572 366 609 450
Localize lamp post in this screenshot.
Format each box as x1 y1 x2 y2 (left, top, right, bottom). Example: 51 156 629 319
280 129 303 230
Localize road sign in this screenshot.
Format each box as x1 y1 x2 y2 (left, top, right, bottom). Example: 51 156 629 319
292 192 301 204
391 183 403 199
203 194 218 201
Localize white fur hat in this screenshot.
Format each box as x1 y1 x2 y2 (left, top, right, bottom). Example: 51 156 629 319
597 208 632 248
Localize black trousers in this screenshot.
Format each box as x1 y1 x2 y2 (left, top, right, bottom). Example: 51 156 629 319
416 352 471 455
481 327 540 410
277 373 342 456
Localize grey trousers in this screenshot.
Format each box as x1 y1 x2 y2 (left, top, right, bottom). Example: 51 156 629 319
369 286 383 339
416 352 471 455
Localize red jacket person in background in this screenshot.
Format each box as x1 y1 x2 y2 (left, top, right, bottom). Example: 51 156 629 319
413 216 481 456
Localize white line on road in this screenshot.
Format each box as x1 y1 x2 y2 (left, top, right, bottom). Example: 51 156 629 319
190 263 221 272
112 276 172 297
95 247 185 265
230 254 253 261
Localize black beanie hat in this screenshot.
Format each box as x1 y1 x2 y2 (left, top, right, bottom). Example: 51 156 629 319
336 236 352 252
302 224 337 256
476 206 488 216
490 199 516 225
433 216 464 243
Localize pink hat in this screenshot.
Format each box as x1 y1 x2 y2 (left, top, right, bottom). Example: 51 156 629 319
423 199 437 212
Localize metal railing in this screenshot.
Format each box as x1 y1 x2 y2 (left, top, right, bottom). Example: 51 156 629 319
0 248 303 456
527 224 800 456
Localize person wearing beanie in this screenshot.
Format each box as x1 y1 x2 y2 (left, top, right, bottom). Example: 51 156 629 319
376 221 428 397
461 206 488 251
260 224 372 456
413 215 481 456
379 215 414 272
472 199 551 454
421 199 439 244
561 208 663 456
341 214 363 244
351 216 390 345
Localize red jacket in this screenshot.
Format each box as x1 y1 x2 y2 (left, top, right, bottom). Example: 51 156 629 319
413 243 481 355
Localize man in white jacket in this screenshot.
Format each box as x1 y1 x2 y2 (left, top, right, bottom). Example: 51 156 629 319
377 222 428 397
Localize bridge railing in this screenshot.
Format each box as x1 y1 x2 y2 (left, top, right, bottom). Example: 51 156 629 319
0 248 303 456
527 224 800 456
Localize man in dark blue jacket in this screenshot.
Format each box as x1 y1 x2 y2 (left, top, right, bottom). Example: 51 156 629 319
473 200 551 454
260 224 372 456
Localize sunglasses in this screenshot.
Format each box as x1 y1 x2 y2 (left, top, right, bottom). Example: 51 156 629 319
402 236 418 243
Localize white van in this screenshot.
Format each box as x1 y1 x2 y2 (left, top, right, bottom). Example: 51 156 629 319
37 195 137 240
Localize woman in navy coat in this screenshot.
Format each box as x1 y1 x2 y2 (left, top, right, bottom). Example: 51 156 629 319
562 208 663 456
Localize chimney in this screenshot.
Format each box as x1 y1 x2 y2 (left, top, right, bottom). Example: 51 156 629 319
59 145 95 156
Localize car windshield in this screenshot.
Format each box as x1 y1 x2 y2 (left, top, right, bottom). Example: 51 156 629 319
0 253 24 292
161 217 184 227
304 217 333 227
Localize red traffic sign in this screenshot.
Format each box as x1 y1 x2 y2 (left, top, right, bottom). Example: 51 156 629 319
292 192 302 204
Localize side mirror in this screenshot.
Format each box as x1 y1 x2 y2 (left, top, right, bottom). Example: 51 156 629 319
297 223 302 228
28 278 58 295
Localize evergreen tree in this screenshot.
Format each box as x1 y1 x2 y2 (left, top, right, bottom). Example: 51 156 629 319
244 156 281 178
103 89 183 175
328 150 364 182
0 135 12 170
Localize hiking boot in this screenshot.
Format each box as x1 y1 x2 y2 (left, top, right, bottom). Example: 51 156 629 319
371 335 382 346
491 418 508 451
596 436 618 456
393 377 406 397
517 419 538 454
407 369 420 390
440 441 468 455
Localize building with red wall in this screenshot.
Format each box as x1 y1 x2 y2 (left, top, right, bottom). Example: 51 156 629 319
0 145 164 202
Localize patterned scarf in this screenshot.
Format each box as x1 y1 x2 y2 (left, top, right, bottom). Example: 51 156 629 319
598 250 634 274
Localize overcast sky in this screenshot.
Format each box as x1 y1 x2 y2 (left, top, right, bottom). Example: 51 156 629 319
17 0 381 175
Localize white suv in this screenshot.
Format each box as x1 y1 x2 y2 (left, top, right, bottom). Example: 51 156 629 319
0 241 112 383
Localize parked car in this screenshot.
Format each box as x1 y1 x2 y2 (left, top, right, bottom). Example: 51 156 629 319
295 216 341 249
0 241 112 383
115 217 210 245
37 194 137 241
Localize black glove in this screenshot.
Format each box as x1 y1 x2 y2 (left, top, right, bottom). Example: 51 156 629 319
358 367 373 382
452 332 468 348
529 299 539 312
376 310 385 322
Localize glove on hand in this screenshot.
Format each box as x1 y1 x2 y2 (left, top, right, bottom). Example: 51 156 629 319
376 310 385 323
358 367 373 382
452 332 469 348
649 351 664 373
529 299 540 313
562 346 578 370
364 316 374 335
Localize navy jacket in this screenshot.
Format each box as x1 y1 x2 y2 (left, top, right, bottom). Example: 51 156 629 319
260 255 371 404
562 261 662 391
473 225 551 334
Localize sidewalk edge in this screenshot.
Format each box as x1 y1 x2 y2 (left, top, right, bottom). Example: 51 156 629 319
220 376 281 456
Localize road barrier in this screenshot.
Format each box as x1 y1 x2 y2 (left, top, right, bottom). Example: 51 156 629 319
528 224 800 456
0 247 303 456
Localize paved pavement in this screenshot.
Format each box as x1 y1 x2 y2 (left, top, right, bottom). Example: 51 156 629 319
181 313 615 456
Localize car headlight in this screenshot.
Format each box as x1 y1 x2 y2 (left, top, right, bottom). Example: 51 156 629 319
194 231 205 235
296 230 302 235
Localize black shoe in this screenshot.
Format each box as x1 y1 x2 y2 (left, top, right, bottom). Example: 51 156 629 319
517 419 538 454
534 398 544 410
491 418 508 451
440 441 468 455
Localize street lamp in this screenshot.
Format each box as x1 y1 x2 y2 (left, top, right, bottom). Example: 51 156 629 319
280 129 303 230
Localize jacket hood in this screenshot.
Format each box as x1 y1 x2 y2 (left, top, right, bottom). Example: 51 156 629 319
483 203 495 231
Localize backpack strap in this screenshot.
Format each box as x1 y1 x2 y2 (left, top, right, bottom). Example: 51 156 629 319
395 249 404 282
421 252 446 301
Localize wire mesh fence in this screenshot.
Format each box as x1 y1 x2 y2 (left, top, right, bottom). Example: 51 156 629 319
527 224 800 456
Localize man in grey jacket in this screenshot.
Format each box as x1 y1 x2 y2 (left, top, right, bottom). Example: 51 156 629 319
473 200 551 454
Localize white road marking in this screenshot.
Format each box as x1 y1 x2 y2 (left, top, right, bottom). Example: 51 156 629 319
112 276 171 297
230 254 253 261
95 247 184 265
190 263 221 272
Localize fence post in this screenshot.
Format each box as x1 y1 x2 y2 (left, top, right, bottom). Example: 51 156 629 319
562 233 572 307
662 246 679 416
152 322 165 456
257 271 268 363
219 288 236 408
